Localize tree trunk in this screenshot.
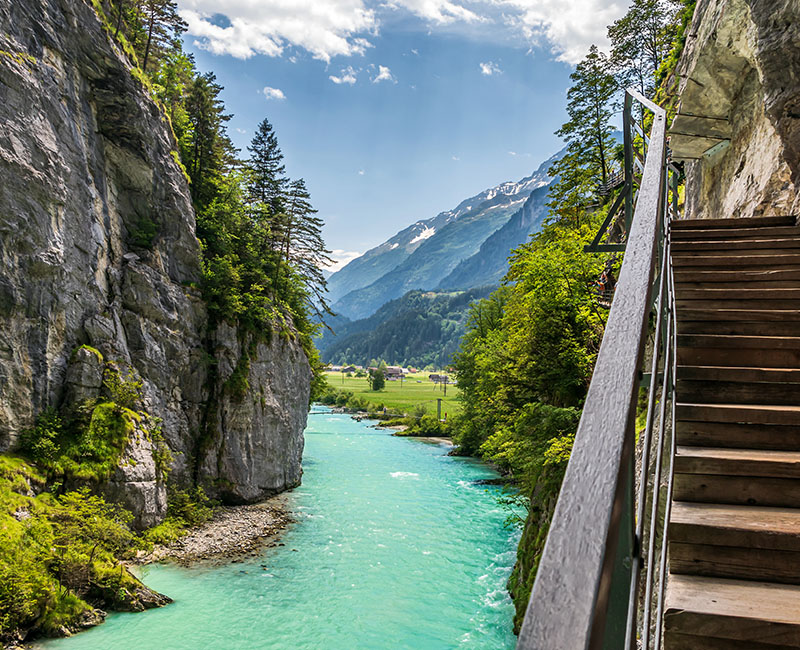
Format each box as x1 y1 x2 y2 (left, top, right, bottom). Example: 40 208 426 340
142 4 155 72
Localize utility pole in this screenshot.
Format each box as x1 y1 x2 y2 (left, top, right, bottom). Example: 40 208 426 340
437 398 442 421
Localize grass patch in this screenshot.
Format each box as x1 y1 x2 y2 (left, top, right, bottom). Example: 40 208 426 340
320 371 461 417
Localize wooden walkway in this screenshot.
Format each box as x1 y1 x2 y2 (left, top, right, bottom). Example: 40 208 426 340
665 215 800 648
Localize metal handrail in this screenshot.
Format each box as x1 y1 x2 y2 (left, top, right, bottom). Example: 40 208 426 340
517 88 681 649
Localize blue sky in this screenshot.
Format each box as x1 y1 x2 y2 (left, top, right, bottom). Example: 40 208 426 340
177 0 627 268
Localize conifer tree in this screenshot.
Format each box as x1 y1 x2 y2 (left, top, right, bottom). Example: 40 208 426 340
185 72 234 208
547 45 618 226
246 119 288 212
139 0 187 73
282 179 333 316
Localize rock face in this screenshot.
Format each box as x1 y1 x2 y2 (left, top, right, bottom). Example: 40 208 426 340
670 0 800 221
0 0 311 525
198 325 310 503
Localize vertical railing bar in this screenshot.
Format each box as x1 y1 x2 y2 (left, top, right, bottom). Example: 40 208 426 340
654 258 678 649
641 294 673 649
623 93 634 232
623 215 670 650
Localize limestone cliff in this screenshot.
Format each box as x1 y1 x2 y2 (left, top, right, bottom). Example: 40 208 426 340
670 0 800 222
0 0 310 525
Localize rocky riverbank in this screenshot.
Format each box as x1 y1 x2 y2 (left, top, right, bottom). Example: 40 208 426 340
138 496 293 567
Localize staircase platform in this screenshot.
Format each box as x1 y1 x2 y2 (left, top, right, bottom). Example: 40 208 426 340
665 216 800 648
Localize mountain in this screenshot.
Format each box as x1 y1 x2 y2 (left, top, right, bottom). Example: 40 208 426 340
319 286 497 369
327 150 563 319
438 166 555 290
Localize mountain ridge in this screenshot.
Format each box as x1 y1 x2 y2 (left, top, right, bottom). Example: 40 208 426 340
327 149 563 320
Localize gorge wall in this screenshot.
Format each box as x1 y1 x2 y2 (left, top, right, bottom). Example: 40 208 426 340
670 0 800 222
0 0 310 525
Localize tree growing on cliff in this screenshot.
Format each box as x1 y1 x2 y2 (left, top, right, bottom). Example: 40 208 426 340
281 179 333 317
139 0 187 73
608 0 682 95
547 45 618 226
185 72 234 208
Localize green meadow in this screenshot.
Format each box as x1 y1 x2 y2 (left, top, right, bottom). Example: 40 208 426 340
322 371 462 416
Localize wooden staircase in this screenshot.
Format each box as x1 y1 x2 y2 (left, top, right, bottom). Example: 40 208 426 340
665 215 800 648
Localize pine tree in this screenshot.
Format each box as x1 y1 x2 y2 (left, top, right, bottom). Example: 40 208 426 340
547 45 618 226
185 72 234 208
139 0 187 73
246 119 288 212
281 179 333 316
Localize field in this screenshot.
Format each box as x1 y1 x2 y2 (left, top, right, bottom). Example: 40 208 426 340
323 371 462 416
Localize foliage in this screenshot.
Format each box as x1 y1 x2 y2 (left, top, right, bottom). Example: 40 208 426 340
0 462 147 640
369 368 385 391
608 0 682 96
103 364 142 411
93 0 329 399
320 286 496 369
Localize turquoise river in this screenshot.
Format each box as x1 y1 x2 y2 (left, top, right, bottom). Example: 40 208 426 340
40 407 519 649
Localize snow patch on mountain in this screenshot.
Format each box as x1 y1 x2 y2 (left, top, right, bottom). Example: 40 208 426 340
410 225 436 244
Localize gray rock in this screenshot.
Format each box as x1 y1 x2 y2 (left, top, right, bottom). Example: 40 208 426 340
64 346 104 405
0 0 311 527
671 0 800 222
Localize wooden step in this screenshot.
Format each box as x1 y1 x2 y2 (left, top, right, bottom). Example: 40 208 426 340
669 497 800 587
677 379 800 405
676 335 800 368
674 269 800 285
678 320 800 336
678 366 800 383
671 225 800 240
678 308 800 322
671 502 800 552
675 447 800 479
676 289 800 300
677 421 800 451
677 299 800 312
672 254 800 268
674 446 800 507
677 403 800 426
664 574 800 648
673 240 800 253
671 216 797 229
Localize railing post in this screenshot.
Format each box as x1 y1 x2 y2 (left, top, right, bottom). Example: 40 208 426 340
623 92 634 233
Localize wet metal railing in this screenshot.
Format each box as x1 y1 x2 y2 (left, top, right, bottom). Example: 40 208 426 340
517 88 682 650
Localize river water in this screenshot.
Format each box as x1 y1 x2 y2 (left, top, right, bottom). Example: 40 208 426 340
40 407 519 649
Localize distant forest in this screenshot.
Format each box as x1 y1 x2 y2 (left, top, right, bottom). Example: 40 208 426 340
318 286 496 369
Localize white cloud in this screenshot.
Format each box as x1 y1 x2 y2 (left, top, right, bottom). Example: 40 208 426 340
372 65 396 83
385 0 482 24
235 127 247 134
358 169 365 175
262 86 286 100
177 0 625 67
451 155 460 161
498 0 625 64
330 65 359 84
508 150 517 156
479 61 501 76
325 249 363 272
178 0 377 62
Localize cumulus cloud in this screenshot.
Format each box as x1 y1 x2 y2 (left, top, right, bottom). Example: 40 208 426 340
329 65 359 84
262 86 286 100
479 61 501 75
178 0 377 62
385 0 482 23
325 249 363 272
177 0 625 67
498 0 625 64
372 65 396 83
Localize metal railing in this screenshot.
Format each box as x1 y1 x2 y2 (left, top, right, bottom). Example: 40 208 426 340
517 88 682 650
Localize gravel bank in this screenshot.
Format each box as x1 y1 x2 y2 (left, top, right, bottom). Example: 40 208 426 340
139 495 293 566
